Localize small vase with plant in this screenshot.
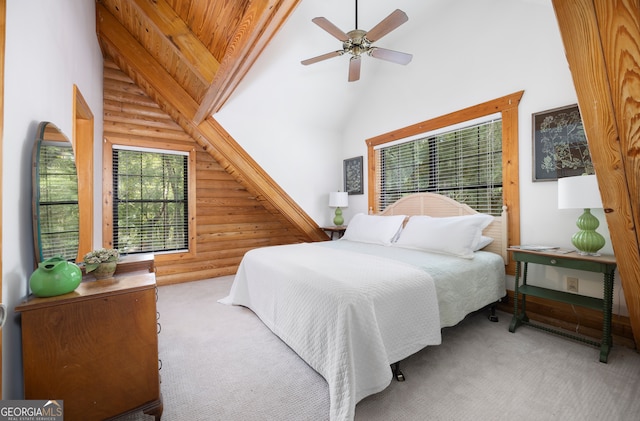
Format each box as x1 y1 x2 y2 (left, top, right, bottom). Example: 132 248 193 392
83 248 120 280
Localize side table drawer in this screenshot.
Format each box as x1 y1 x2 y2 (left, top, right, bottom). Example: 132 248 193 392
512 251 612 273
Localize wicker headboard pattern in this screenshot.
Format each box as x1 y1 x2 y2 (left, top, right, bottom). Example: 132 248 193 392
379 193 508 264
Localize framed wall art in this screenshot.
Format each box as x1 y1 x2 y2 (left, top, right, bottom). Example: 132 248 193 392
532 104 593 181
343 156 363 195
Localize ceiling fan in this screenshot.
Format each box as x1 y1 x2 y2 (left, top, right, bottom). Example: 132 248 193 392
301 1 412 82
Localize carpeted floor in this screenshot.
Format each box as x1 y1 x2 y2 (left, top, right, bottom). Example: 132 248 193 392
117 276 640 421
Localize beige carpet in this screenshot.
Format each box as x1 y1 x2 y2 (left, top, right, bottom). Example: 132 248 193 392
117 276 640 421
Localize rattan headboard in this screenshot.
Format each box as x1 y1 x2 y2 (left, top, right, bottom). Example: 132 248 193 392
379 193 508 264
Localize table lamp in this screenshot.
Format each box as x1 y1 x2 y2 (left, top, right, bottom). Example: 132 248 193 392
329 191 348 226
558 174 606 255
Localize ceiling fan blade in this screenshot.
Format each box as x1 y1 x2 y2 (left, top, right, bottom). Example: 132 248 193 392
301 50 343 66
312 17 349 41
365 9 408 42
348 56 361 82
370 47 413 65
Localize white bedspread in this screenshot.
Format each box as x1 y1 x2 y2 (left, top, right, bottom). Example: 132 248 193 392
219 242 441 421
321 240 506 328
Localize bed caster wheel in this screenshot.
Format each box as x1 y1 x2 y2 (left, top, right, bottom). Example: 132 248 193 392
391 363 405 381
488 306 499 322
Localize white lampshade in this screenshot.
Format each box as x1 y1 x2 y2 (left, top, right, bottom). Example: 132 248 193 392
329 191 348 208
558 174 603 209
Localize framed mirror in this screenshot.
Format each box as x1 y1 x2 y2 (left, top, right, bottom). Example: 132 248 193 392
32 122 79 264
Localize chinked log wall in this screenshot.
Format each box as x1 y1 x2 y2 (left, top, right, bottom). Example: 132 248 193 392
103 60 311 285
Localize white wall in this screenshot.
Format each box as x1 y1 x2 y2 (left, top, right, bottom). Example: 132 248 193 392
2 0 103 398
217 0 626 315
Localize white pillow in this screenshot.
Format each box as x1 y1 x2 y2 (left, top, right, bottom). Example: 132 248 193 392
476 235 494 251
394 214 494 258
341 213 407 246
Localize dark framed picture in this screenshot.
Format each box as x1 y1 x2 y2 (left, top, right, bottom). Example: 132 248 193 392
343 156 363 195
532 104 593 181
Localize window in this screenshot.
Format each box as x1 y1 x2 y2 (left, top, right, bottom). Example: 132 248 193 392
376 119 503 215
365 92 523 274
112 146 189 254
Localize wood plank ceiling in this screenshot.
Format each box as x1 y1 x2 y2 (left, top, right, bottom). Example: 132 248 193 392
97 0 293 123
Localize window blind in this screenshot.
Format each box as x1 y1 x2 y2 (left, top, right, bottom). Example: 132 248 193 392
37 142 79 261
376 119 503 214
113 147 189 254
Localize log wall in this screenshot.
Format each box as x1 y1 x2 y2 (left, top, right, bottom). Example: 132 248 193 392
103 60 311 285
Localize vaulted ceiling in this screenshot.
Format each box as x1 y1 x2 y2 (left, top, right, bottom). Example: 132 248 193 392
96 0 302 124
95 0 450 130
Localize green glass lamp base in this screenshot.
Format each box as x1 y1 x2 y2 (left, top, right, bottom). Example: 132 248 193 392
333 207 344 226
571 208 606 256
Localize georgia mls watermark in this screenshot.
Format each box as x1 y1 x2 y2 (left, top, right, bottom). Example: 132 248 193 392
0 400 63 421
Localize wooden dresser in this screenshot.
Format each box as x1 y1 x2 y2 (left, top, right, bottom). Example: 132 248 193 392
16 254 162 421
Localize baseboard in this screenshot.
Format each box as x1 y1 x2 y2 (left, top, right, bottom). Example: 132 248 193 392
497 290 636 349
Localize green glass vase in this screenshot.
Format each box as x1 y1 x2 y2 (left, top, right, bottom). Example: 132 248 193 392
29 257 82 297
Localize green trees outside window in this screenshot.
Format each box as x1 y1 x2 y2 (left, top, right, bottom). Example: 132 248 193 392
378 120 503 215
113 148 188 254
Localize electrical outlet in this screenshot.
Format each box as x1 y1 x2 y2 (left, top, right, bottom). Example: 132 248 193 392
566 276 579 293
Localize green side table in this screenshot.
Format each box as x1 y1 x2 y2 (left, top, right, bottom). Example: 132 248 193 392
507 247 617 363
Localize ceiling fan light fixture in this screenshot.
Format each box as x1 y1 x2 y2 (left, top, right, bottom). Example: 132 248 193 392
301 4 412 82
343 30 371 57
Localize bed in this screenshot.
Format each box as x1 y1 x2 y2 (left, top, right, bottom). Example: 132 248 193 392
219 193 508 421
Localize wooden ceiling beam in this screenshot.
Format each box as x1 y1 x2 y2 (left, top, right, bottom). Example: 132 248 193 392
193 0 301 123
97 3 199 120
552 0 640 347
128 0 220 86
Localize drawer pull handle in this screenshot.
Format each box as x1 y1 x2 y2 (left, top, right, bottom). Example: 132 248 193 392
550 259 557 264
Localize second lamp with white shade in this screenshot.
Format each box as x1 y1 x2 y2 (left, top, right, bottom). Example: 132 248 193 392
558 174 606 256
329 191 348 226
